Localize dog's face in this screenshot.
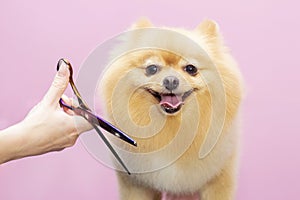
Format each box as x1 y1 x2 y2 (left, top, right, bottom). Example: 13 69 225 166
116 49 206 116
97 19 243 156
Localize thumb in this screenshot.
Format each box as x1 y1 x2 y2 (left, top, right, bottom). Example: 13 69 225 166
43 61 70 107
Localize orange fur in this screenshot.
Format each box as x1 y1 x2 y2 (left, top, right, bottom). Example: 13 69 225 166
98 19 243 200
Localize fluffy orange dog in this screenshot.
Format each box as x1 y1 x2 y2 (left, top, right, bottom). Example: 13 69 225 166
98 19 243 200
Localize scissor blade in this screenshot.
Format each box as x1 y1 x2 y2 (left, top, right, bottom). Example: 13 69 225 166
94 116 137 147
91 124 131 175
78 107 137 146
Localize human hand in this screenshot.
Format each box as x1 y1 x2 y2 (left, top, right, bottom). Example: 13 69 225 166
0 61 92 164
19 61 91 156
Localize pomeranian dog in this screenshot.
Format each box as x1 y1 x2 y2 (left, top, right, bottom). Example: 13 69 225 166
98 18 243 200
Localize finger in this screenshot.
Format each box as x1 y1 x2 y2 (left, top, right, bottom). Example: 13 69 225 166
61 94 80 108
73 115 93 135
43 61 70 107
63 106 74 115
61 95 75 115
61 94 72 105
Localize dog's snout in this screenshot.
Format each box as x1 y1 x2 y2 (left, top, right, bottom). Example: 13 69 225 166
163 76 179 91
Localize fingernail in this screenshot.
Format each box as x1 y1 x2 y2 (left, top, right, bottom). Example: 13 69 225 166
57 60 68 77
57 58 70 71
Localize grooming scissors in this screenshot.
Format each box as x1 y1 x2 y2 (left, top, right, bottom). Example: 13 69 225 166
57 58 137 174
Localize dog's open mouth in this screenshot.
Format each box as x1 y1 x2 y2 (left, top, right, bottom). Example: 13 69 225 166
145 88 194 114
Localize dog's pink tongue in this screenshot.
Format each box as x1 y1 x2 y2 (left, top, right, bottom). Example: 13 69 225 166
160 95 182 108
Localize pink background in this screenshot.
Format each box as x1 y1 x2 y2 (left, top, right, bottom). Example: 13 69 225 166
1 0 299 199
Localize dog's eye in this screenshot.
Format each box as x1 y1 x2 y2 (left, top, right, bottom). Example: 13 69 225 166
145 65 159 76
184 64 198 76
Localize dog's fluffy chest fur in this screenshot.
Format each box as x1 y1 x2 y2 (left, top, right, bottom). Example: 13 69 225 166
125 120 239 195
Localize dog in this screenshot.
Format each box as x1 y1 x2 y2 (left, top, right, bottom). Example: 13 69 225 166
98 18 243 200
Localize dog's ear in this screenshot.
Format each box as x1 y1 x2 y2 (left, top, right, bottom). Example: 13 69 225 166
132 18 153 29
196 19 220 38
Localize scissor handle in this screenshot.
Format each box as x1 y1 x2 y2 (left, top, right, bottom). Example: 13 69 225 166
57 58 137 175
59 98 137 146
57 58 90 110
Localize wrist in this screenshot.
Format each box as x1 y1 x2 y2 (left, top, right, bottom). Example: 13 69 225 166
17 119 46 158
0 122 28 164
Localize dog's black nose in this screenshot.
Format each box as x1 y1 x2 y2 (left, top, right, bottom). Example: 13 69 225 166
163 76 179 91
